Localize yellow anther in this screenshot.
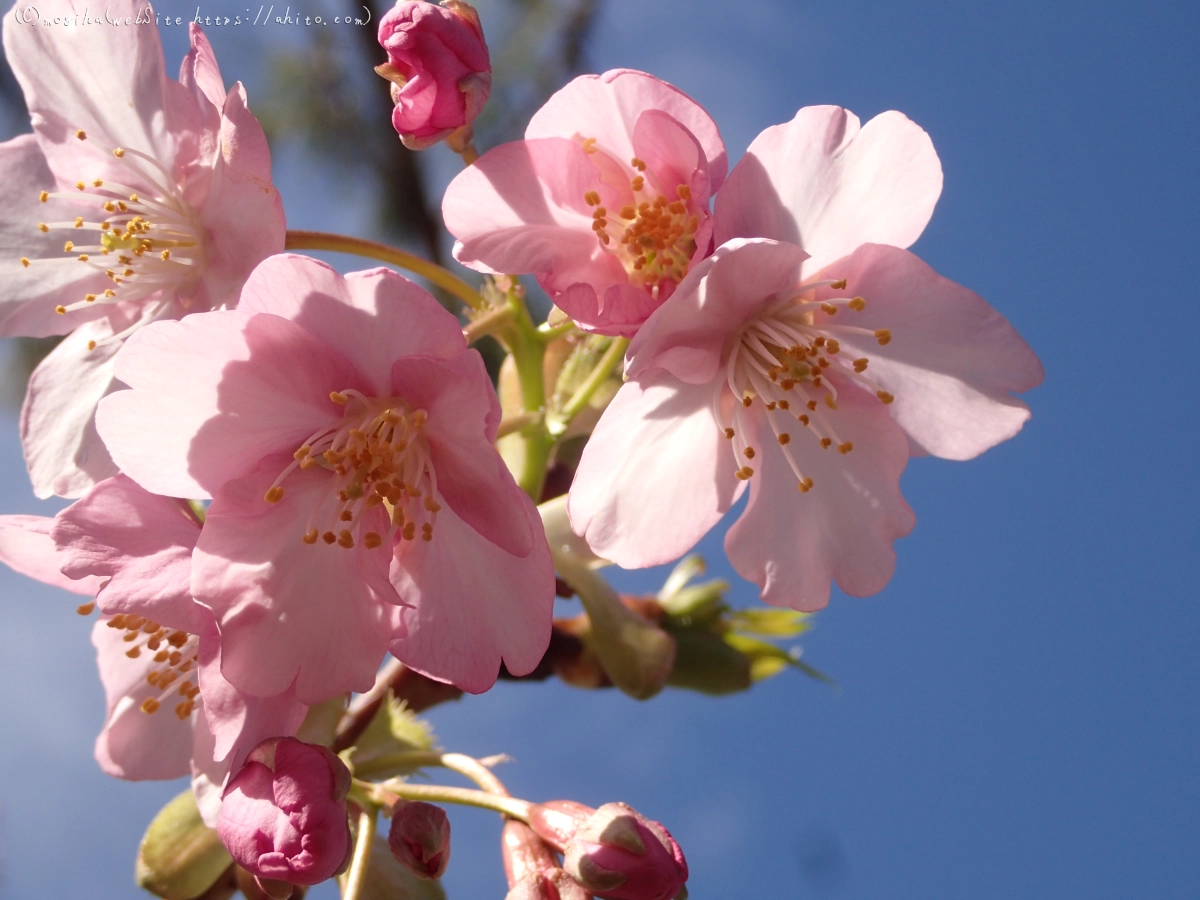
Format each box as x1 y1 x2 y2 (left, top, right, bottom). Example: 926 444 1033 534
826 339 840 354
39 190 48 202
117 201 127 211
723 427 735 439
875 329 892 345
798 477 814 493
581 137 597 153
160 250 170 260
167 631 189 648
742 396 753 408
87 340 97 350
778 433 791 445
735 466 754 480
423 496 442 512
113 147 125 158
339 510 353 522
141 698 160 714
838 442 854 454
806 400 818 411
779 400 790 410
294 445 311 460
744 447 756 459
849 296 866 311
264 486 285 503
104 289 115 297
126 647 141 659
301 529 319 545
76 129 87 140
829 279 847 289
38 223 48 232
338 530 354 548
330 391 348 404
820 437 832 449
364 532 383 549
322 531 337 544
824 395 837 410
129 193 139 203
78 254 89 262
821 303 838 315
63 241 74 252
55 305 66 315
854 358 869 373
630 157 647 171
76 602 95 615
619 205 636 219
584 191 601 206
74 217 84 228
676 184 691 200
798 414 810 425
630 175 645 192
877 391 895 404
93 179 103 187
104 201 116 212
20 257 29 268
76 181 86 191
592 207 607 219
85 294 96 302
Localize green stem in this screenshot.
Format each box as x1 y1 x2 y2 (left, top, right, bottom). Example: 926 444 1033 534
496 411 543 440
548 337 629 437
341 805 377 900
463 304 515 344
284 230 486 311
536 319 579 343
501 290 554 500
363 779 532 820
354 751 511 796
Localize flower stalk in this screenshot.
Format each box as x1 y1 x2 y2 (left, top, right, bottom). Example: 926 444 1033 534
365 779 533 821
341 805 378 900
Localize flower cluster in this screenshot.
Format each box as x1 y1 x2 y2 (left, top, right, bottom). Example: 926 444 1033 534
0 0 1040 897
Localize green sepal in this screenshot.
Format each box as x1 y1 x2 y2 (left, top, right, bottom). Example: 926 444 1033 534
349 693 439 779
728 608 812 638
665 629 752 695
294 693 348 746
722 633 835 686
135 789 232 900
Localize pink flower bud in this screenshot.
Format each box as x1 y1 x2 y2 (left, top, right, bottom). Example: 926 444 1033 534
216 738 352 887
528 802 688 900
503 820 592 900
387 800 451 879
376 0 492 150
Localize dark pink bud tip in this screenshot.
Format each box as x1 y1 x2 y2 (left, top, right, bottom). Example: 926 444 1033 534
387 800 452 879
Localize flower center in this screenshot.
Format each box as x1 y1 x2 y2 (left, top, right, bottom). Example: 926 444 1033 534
265 390 440 550
717 279 895 493
581 149 700 300
22 129 206 348
76 604 201 720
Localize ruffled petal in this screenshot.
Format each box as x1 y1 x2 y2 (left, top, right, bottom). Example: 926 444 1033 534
812 244 1044 460
92 617 194 780
568 372 740 568
180 24 226 114
99 309 358 498
390 353 532 558
51 475 208 632
714 107 942 276
0 514 102 594
21 315 133 499
627 239 808 384
191 83 285 313
527 69 727 191
239 256 466 394
194 457 402 703
724 381 915 611
389 495 554 693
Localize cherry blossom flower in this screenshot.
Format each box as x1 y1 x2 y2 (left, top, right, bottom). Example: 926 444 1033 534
0 1 284 498
377 0 492 150
443 69 726 335
97 254 555 699
569 108 1043 611
0 476 306 825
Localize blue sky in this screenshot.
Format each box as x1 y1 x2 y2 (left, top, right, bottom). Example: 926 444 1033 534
1 0 1198 897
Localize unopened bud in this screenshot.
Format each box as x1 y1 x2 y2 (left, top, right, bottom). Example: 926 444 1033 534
387 800 451 879
507 869 595 900
530 802 688 900
216 738 352 887
503 820 592 900
136 789 232 900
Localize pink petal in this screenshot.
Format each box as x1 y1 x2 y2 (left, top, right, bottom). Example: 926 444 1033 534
193 457 403 703
812 244 1044 460
390 353 533 557
180 24 227 112
631 108 710 211
0 514 102 595
91 617 194 780
240 257 466 394
99 309 358 499
51 475 208 633
0 135 113 338
21 316 129 499
627 239 808 385
191 84 285 312
389 496 554 693
714 107 943 277
724 381 915 611
568 372 741 568
526 69 727 191
445 137 625 291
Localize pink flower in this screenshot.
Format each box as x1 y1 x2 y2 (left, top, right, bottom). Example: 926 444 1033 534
502 819 593 900
377 0 492 150
443 69 726 336
0 477 306 825
97 254 555 699
528 802 688 900
568 107 1044 611
0 2 284 498
217 737 353 886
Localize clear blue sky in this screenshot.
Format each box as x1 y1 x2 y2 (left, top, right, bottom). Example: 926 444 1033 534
0 0 1197 897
